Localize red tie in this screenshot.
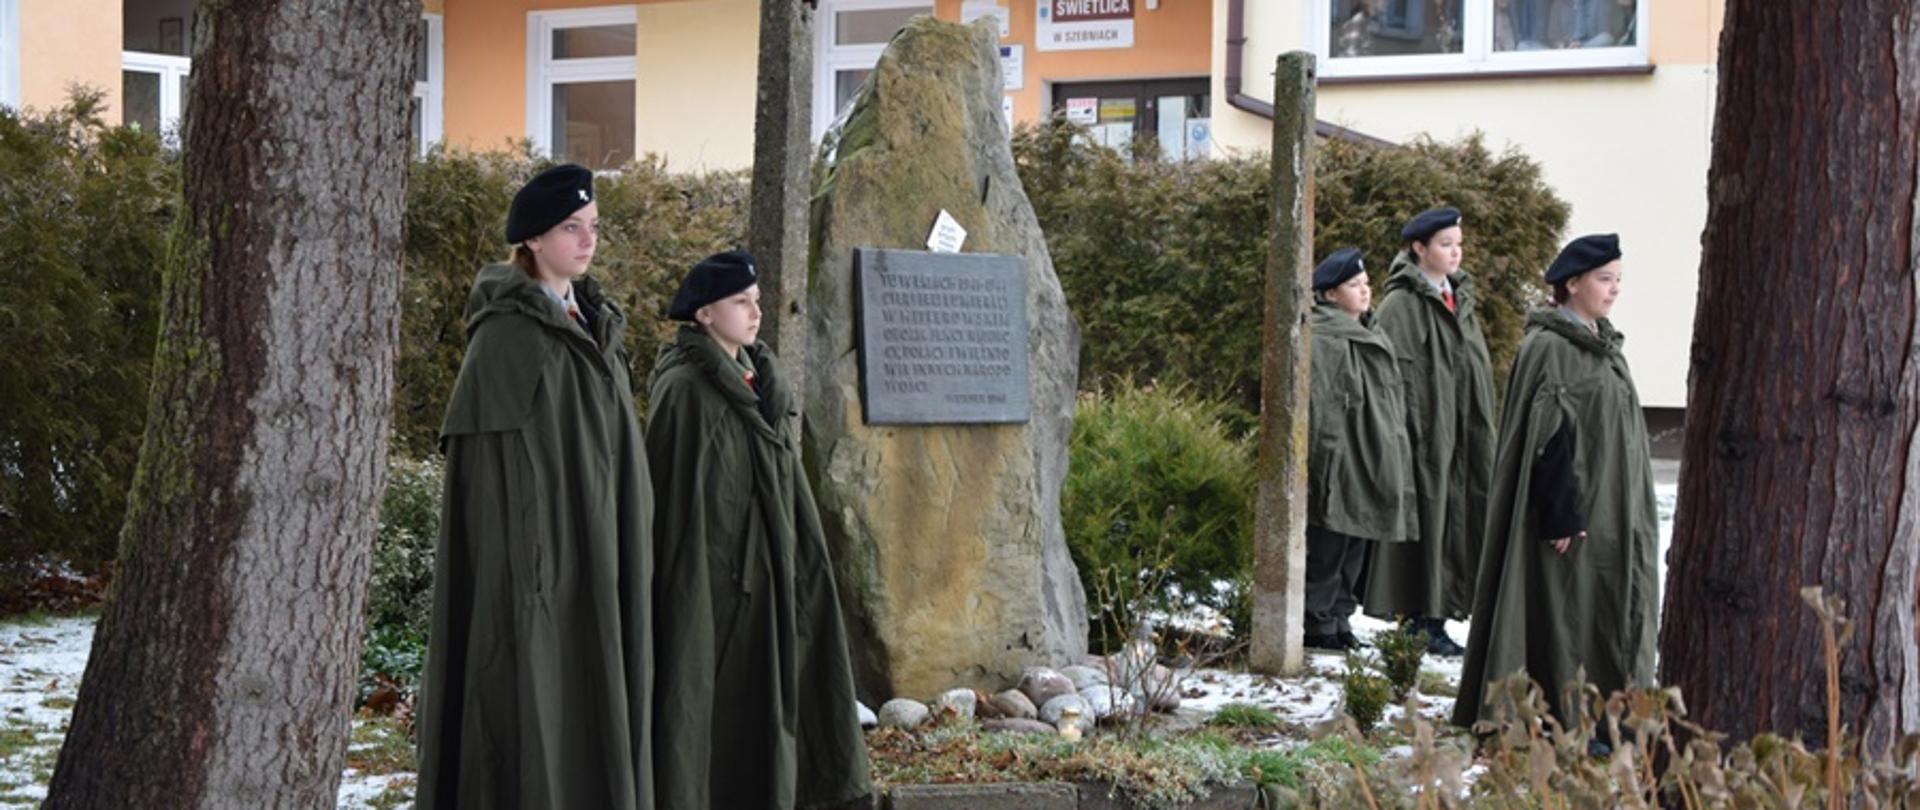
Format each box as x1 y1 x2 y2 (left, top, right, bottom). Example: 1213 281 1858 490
743 370 756 391
1441 289 1456 314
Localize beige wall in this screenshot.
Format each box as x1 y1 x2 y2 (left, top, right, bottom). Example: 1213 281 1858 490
1210 0 1723 407
19 0 120 115
634 0 758 170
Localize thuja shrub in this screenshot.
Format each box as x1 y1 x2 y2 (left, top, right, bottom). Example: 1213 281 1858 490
1013 120 1570 423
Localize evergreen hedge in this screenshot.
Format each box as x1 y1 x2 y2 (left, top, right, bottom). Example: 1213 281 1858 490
0 101 1570 581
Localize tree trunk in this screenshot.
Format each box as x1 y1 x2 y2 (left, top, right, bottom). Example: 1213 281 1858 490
1660 0 1920 758
43 2 417 807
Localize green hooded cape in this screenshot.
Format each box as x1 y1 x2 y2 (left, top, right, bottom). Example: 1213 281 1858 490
1363 251 1498 619
418 264 655 809
1309 302 1417 543
1452 309 1659 728
645 327 872 810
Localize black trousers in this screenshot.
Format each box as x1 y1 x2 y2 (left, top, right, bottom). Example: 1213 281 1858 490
1304 525 1368 635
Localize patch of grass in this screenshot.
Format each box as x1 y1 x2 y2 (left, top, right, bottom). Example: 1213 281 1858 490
367 775 416 810
347 716 415 776
0 722 37 760
1416 669 1456 698
868 723 1263 810
1207 703 1280 730
0 613 55 628
1242 736 1385 790
38 696 73 711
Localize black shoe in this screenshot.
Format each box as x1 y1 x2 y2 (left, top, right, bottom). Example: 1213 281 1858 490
1416 619 1466 657
1587 738 1613 758
1304 632 1356 651
1336 630 1365 649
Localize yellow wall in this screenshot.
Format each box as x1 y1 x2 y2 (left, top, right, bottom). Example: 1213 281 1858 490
19 0 120 115
634 0 758 171
1210 0 1724 407
443 0 1209 168
981 0 1211 123
443 0 659 155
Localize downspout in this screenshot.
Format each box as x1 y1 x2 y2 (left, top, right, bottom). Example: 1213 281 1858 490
1225 0 1394 148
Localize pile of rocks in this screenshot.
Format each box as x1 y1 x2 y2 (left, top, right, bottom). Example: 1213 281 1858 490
858 653 1186 738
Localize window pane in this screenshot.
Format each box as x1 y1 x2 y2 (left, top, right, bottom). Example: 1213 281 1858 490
123 70 161 132
834 6 930 46
551 80 635 171
415 19 431 80
553 24 635 59
1495 0 1636 51
1329 0 1464 57
410 96 423 147
833 68 870 119
176 73 189 129
124 0 195 55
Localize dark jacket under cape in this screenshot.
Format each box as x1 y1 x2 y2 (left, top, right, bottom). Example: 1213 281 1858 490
1308 302 1417 543
1363 251 1498 619
1452 309 1659 728
645 327 872 810
417 264 655 809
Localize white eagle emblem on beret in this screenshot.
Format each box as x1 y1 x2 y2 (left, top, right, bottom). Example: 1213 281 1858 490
578 189 589 202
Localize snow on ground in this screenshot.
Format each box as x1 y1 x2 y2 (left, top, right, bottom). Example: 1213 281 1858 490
0 616 414 809
0 482 1680 806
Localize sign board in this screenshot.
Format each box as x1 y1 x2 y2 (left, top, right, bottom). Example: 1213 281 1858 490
855 248 1031 425
1186 118 1212 160
926 209 967 253
999 44 1025 91
1036 0 1134 51
1064 97 1097 125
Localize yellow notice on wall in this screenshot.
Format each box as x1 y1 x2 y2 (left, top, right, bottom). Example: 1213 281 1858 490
1098 98 1136 122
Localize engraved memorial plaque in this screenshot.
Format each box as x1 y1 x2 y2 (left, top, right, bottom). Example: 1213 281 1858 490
855 247 1031 424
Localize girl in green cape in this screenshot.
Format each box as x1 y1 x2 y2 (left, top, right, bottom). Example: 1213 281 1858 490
647 251 872 810
1305 248 1417 651
1452 234 1659 756
418 164 656 809
1364 206 1498 657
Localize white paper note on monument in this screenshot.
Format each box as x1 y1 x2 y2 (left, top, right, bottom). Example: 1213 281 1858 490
927 209 967 253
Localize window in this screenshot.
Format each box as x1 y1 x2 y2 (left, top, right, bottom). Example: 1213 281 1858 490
413 13 444 155
0 0 17 109
527 7 636 170
123 0 195 138
813 0 933 139
0 0 18 110
1312 0 1647 79
1052 78 1211 161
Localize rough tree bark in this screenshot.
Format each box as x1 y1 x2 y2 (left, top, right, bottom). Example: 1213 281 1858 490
1660 0 1920 758
44 2 417 807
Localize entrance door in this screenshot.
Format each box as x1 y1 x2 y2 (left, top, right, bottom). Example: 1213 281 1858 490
1051 77 1211 159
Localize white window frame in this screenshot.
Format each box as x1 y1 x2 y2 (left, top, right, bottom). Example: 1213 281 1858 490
812 0 933 140
414 12 444 154
120 50 191 137
1309 0 1649 80
0 0 19 110
525 6 637 162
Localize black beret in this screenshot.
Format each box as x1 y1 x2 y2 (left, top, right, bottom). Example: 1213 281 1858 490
668 251 759 321
1400 207 1462 242
505 164 594 244
1312 247 1366 292
1545 233 1622 284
